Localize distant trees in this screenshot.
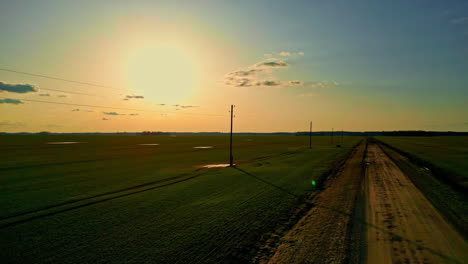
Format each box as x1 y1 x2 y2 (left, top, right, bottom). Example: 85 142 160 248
139 131 170 136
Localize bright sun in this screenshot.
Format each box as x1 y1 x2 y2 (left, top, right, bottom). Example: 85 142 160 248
126 45 199 104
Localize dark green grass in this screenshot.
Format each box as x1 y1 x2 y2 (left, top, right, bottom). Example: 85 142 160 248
0 135 360 263
376 136 468 190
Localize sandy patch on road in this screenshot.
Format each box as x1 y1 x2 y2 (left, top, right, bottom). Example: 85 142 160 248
193 146 213 149
138 144 160 146
364 143 468 264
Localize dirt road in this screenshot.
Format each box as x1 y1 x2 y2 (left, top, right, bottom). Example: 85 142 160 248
263 141 367 264
364 143 468 264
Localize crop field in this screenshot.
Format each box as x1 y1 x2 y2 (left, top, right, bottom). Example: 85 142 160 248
376 136 468 189
0 135 361 263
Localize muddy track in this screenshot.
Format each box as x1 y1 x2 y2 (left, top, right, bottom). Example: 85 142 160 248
363 143 468 264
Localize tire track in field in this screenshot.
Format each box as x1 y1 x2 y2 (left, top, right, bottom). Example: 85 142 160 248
0 158 110 171
0 171 205 229
1 149 306 229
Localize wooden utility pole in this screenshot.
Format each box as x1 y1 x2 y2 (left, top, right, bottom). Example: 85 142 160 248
309 121 312 149
229 105 234 167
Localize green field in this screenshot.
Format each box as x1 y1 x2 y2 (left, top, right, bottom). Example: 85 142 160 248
376 136 468 189
0 135 361 263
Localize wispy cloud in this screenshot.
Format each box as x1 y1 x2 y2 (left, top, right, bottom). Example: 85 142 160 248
57 94 67 98
129 113 139 116
0 82 37 93
126 95 144 99
0 121 24 127
72 108 94 112
225 54 339 89
173 104 199 109
299 92 317 97
38 93 50 96
451 17 468 24
103 111 124 116
309 81 340 88
225 58 292 87
254 59 289 68
102 117 110 121
0 98 23 104
46 124 62 128
264 51 305 57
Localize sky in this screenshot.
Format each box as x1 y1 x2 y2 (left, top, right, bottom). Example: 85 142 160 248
0 0 467 132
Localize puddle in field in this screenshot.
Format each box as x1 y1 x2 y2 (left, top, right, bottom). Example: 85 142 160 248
47 142 81 144
202 164 233 168
138 144 160 146
193 146 214 149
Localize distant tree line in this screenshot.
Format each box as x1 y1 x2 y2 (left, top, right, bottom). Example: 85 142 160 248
295 131 468 136
139 131 171 135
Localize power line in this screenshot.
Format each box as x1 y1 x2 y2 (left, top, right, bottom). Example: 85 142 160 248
39 88 106 98
0 68 122 90
0 97 226 117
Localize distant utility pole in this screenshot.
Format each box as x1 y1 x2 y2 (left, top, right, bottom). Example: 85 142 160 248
309 121 312 149
341 129 344 145
331 128 335 145
229 105 234 167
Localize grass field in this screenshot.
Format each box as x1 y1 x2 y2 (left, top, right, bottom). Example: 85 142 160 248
0 135 361 263
376 136 468 190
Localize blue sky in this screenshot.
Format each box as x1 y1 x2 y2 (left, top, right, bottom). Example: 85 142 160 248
0 0 467 132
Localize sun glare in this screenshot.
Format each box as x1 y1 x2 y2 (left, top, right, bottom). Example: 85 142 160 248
126 45 200 103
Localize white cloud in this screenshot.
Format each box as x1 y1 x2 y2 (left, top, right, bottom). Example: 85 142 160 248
264 51 305 57
224 53 338 90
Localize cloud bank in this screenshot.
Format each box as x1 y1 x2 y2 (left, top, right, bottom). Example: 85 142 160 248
225 53 339 89
0 98 23 104
0 82 37 93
